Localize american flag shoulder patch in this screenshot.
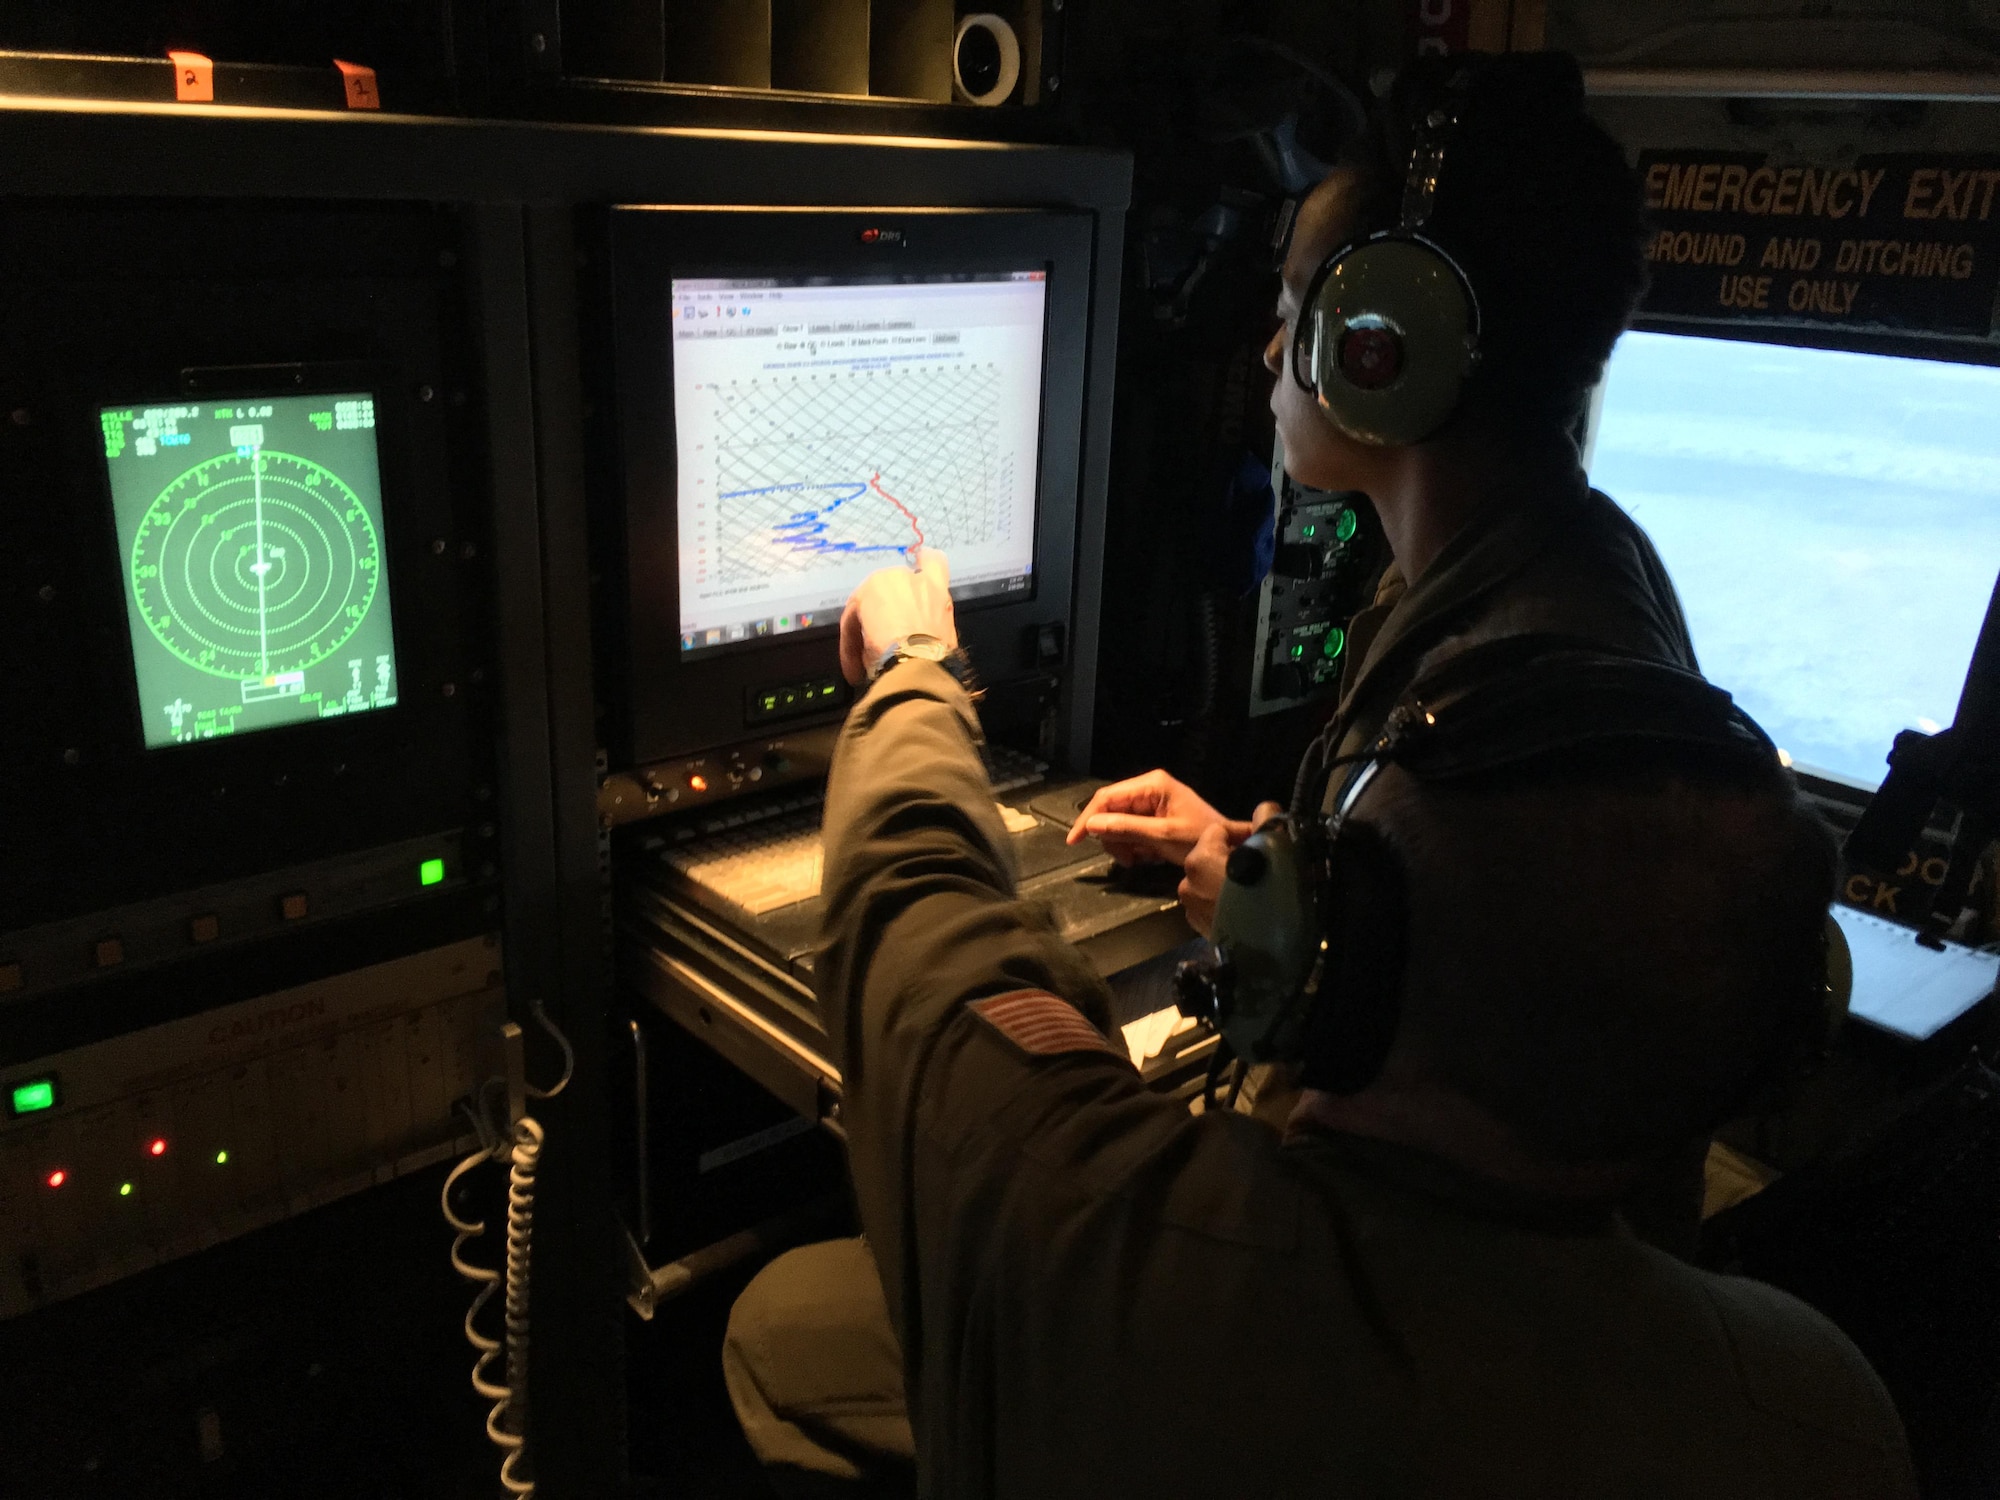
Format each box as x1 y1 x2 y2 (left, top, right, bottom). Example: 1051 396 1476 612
967 990 1125 1061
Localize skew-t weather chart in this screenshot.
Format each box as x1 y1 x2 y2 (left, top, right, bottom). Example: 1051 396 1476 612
101 393 400 748
671 272 1047 651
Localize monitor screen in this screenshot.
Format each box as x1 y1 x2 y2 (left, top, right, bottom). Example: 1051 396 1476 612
670 272 1046 652
101 393 399 748
1589 330 2000 789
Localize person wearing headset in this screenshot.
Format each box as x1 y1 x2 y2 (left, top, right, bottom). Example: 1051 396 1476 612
720 55 1917 1498
1070 49 1710 1252
1076 54 1692 939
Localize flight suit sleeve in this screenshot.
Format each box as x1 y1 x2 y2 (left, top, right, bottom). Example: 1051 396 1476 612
816 661 1256 1455
816 658 1125 1269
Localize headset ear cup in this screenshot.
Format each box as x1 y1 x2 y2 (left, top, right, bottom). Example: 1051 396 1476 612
1307 236 1477 447
1299 822 1409 1095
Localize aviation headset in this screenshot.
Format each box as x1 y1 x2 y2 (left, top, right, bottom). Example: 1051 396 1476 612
1289 66 1483 447
1174 643 1849 1103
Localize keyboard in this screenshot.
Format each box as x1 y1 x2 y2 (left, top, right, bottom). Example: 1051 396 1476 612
657 767 1049 918
981 743 1049 795
661 805 824 916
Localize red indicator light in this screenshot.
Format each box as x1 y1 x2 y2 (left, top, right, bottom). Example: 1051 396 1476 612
45 1169 66 1189
860 228 880 243
688 774 709 793
148 1137 168 1157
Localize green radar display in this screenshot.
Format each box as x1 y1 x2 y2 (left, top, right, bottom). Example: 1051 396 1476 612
102 393 399 748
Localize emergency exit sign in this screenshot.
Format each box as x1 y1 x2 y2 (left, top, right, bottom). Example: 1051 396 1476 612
1637 149 2000 337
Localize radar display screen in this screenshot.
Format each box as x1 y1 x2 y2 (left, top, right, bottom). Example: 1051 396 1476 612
101 393 399 748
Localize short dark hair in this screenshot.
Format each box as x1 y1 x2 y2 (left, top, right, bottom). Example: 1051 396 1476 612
1360 756 1838 1165
1359 53 1649 433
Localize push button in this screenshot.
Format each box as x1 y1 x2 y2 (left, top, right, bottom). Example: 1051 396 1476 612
746 676 850 725
189 914 221 944
278 892 309 922
92 937 124 969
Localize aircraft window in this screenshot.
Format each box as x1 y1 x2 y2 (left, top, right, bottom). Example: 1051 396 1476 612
1591 330 2000 789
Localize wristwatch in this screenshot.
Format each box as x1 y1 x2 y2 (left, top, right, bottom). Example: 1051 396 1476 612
870 632 981 696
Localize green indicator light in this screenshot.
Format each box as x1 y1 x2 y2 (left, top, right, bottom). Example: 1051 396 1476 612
1322 626 1346 661
1301 523 1316 540
419 858 445 887
1290 644 1305 660
1334 508 1359 543
10 1079 55 1115
215 1150 229 1165
119 1182 133 1197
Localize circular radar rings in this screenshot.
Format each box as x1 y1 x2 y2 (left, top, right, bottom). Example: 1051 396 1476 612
129 449 382 682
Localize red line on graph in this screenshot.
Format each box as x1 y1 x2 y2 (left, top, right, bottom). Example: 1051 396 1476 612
870 472 925 553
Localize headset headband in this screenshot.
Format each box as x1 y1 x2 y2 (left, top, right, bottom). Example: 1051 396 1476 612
1321 642 1779 829
1190 643 1794 1072
1398 104 1457 232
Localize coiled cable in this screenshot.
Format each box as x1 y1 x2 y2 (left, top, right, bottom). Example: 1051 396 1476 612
497 1116 542 1497
442 1002 570 1500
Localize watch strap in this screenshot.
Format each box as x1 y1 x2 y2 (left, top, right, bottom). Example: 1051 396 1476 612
870 636 981 697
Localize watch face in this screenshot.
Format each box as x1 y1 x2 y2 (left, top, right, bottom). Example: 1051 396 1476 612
905 640 950 662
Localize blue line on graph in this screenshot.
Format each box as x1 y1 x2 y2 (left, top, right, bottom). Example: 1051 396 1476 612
720 480 911 559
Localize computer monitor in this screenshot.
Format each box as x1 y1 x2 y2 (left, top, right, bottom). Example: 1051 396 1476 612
100 392 400 748
609 208 1095 767
1588 329 2000 792
671 272 1046 653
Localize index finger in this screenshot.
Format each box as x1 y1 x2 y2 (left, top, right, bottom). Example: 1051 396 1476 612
913 546 952 589
838 592 868 685
1065 771 1170 843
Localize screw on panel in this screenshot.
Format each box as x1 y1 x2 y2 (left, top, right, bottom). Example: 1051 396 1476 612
10 408 29 426
418 385 436 403
36 584 54 603
530 33 548 52
1047 75 1060 91
62 748 78 765
433 538 448 555
442 683 457 697
461 542 478 559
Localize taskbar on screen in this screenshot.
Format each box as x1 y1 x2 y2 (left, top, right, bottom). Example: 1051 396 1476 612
681 572 1030 653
